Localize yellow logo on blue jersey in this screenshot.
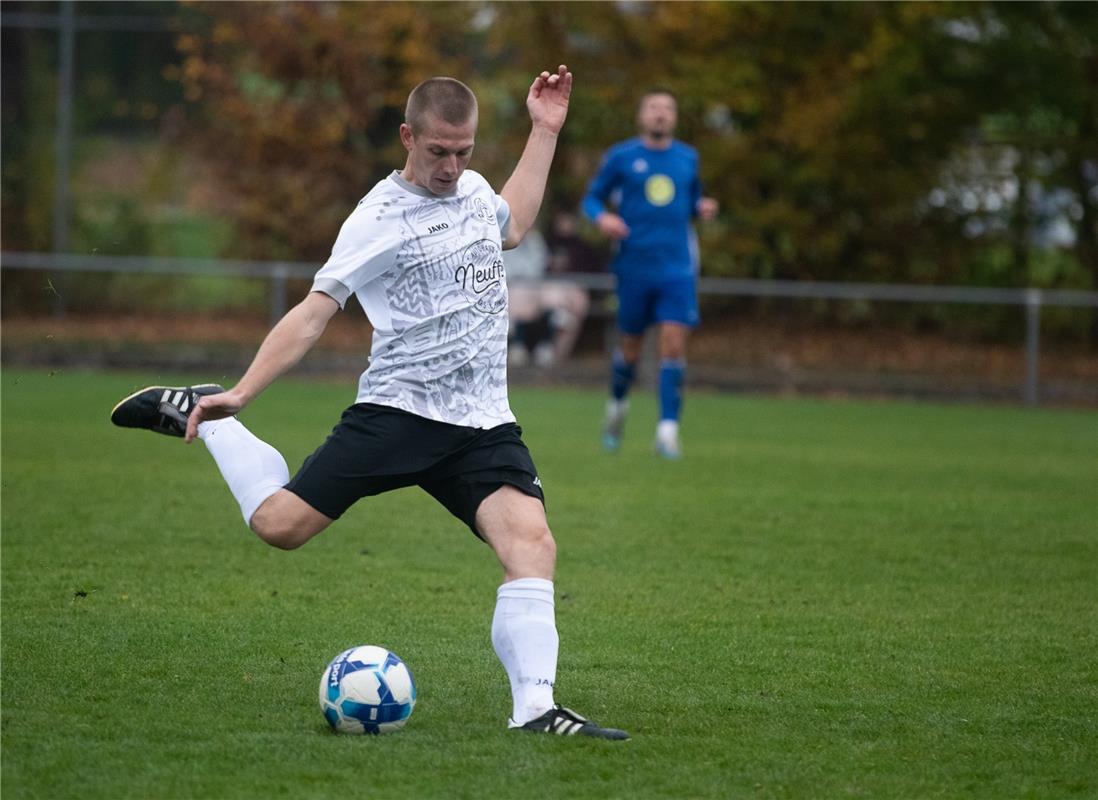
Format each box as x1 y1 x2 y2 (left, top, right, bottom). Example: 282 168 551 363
645 174 675 207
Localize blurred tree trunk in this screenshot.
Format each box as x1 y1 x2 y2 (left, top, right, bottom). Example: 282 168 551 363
1010 150 1031 286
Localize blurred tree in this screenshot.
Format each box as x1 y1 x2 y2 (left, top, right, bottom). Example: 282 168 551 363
175 1 474 260
1 22 57 253
965 2 1097 286
173 1 1093 288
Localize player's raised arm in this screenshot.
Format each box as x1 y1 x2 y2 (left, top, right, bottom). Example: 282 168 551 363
500 65 573 249
184 291 340 442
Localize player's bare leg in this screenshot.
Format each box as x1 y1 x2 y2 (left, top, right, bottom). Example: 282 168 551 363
478 485 555 581
249 490 333 550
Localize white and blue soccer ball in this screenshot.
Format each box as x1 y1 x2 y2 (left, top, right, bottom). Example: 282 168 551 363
319 645 416 734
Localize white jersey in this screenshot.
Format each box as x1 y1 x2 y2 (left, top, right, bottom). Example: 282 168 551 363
312 170 514 429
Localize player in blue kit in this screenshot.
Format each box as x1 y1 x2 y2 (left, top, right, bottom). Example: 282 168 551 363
583 89 718 459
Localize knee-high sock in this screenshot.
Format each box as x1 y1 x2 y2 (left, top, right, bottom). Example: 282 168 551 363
198 418 289 525
659 358 686 421
491 577 558 726
610 350 637 402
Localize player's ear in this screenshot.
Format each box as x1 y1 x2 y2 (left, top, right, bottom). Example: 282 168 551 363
399 123 415 152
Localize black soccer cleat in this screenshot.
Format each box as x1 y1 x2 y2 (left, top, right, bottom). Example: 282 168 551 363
518 704 630 740
110 383 225 437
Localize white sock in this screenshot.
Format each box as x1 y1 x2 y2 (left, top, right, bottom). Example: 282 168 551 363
657 419 679 442
198 418 289 525
491 577 559 727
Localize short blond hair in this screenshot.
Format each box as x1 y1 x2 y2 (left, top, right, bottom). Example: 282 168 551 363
405 77 478 134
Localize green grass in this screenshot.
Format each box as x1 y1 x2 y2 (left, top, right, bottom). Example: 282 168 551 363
3 368 1096 799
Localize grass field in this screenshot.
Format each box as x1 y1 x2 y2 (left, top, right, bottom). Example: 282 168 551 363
2 368 1096 799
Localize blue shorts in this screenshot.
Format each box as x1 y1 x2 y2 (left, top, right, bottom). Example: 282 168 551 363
615 273 699 335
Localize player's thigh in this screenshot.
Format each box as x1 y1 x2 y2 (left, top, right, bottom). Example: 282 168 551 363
476 485 556 581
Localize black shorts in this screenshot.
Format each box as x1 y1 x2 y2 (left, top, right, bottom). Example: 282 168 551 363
285 403 544 538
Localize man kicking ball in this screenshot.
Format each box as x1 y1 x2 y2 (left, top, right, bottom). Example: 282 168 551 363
111 66 628 741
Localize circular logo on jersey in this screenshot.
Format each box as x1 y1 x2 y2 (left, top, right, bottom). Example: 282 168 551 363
645 174 675 206
455 239 506 315
473 197 496 223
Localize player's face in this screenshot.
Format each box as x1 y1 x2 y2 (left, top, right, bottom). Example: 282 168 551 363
400 112 476 196
638 93 677 140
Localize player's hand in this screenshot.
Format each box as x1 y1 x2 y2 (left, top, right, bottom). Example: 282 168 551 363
526 64 572 134
184 389 246 443
697 197 719 221
596 211 630 241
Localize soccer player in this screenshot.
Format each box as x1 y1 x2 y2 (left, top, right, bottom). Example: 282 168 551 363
582 89 719 459
110 66 628 741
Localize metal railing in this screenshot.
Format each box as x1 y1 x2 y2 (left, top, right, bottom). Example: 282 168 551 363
3 250 1096 405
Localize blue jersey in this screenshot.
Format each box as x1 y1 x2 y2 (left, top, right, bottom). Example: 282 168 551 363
582 138 703 279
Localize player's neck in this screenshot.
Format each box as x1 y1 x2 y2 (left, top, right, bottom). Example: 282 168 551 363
400 163 420 187
641 133 673 150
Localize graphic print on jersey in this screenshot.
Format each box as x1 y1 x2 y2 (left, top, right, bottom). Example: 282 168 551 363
456 239 507 315
645 174 675 206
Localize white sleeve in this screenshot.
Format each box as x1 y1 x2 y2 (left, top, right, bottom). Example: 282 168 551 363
495 194 511 241
311 204 399 308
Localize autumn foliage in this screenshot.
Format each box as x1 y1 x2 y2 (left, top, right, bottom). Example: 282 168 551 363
172 2 1095 296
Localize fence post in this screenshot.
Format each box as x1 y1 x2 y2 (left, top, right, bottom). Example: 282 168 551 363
50 0 75 317
270 265 288 327
1023 288 1042 407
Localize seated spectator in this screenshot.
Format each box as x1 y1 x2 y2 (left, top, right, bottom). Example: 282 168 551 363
542 211 606 363
505 214 607 368
504 227 552 367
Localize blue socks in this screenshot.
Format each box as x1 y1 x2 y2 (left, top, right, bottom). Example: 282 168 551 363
659 359 685 422
610 350 636 401
611 354 686 420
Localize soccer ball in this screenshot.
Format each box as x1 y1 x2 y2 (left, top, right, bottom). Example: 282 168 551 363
318 645 416 734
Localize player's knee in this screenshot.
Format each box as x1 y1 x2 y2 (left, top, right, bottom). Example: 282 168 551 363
620 339 643 362
249 505 314 550
247 491 330 550
538 524 557 558
520 522 557 570
661 344 687 361
250 515 308 550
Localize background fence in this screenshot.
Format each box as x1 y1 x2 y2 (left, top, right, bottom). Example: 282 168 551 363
4 250 1096 406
